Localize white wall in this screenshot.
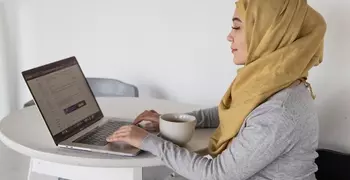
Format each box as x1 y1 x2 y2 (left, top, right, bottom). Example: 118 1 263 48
1 0 20 116
0 0 350 178
1 2 31 180
0 2 9 118
12 0 236 107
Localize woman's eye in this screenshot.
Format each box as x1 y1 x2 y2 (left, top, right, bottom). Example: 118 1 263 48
231 26 241 30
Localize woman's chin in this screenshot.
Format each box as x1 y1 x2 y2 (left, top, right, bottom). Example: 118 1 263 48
233 59 245 66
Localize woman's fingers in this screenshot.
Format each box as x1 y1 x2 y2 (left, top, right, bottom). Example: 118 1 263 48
133 118 145 125
113 125 132 134
108 126 131 139
133 111 152 124
134 116 159 125
118 125 132 130
106 125 149 148
143 122 157 131
106 131 129 142
134 111 160 124
144 122 155 128
133 111 148 123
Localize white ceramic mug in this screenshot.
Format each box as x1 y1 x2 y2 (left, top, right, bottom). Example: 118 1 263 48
159 113 197 146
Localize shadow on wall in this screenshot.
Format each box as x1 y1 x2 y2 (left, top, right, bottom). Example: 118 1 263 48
316 3 350 154
317 88 350 153
138 83 170 99
322 4 350 65
1 1 20 111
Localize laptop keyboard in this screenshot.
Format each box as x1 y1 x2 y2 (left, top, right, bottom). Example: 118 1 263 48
73 120 131 146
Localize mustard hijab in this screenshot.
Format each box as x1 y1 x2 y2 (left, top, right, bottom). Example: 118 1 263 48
208 0 327 156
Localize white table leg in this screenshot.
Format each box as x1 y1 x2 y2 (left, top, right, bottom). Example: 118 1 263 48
31 158 142 180
27 158 33 180
27 158 58 180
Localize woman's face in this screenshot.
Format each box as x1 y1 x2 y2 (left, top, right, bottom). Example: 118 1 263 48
227 10 248 65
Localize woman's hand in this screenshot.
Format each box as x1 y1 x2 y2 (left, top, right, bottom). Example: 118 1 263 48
106 125 149 148
106 110 160 148
133 110 160 132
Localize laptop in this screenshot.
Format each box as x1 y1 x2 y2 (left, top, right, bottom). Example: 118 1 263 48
22 56 145 156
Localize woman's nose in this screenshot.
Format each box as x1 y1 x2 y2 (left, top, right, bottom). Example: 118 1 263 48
227 33 234 42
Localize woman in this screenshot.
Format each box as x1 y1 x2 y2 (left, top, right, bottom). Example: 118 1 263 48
107 0 327 179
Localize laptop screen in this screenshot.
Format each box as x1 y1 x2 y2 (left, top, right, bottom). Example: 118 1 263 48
22 57 103 144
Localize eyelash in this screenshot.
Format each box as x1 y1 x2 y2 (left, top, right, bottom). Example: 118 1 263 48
232 26 240 30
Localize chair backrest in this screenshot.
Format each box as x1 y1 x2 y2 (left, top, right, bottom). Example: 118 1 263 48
86 78 138 97
315 149 350 180
23 78 138 108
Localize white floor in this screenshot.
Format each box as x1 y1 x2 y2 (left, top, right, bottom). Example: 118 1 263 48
0 142 174 180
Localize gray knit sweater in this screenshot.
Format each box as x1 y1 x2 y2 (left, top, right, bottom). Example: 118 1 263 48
141 83 319 180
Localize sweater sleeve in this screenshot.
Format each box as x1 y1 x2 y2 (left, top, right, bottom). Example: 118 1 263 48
140 106 299 180
186 107 220 128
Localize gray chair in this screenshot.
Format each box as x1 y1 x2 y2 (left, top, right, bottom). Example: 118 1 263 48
23 77 139 108
315 149 350 180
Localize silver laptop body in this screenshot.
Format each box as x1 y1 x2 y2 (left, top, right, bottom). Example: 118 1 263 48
22 56 142 156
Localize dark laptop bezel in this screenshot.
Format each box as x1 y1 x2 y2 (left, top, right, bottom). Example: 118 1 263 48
22 56 104 145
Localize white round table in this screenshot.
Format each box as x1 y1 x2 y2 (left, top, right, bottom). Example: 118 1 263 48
0 97 215 180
